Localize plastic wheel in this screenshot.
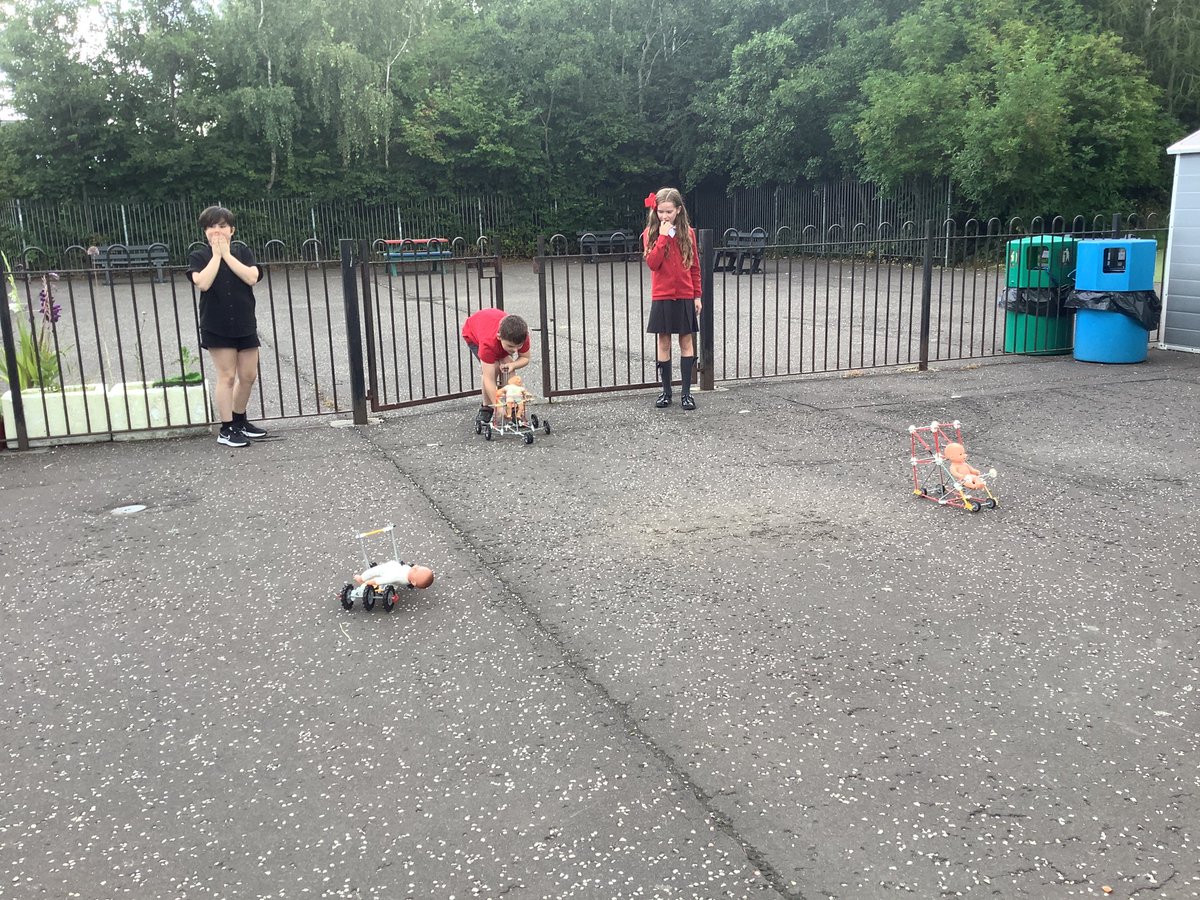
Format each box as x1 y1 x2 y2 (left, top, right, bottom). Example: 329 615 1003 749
339 583 354 610
484 427 492 441
984 498 997 509
474 420 482 435
523 433 534 445
965 501 981 513
362 584 377 610
543 420 551 435
381 585 397 612
530 414 540 429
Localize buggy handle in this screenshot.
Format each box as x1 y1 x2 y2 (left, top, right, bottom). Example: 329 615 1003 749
356 523 395 539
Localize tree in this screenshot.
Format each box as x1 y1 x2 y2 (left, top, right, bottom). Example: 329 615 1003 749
0 0 118 200
684 0 904 188
854 0 1172 215
1082 0 1200 129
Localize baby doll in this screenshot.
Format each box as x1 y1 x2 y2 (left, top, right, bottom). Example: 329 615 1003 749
355 560 435 590
494 375 532 423
943 442 987 490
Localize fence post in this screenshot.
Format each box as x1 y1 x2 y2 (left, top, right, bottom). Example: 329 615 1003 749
340 239 368 425
536 235 552 400
0 258 30 450
698 228 715 391
1112 213 1122 238
918 218 934 372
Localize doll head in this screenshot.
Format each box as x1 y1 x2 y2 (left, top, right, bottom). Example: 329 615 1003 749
508 375 523 387
408 565 435 589
943 442 967 463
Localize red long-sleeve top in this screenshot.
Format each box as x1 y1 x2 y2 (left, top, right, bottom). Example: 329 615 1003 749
643 227 702 301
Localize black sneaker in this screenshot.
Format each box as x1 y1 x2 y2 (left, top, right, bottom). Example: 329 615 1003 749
681 394 697 411
655 391 672 408
238 419 268 439
218 426 249 448
475 406 493 424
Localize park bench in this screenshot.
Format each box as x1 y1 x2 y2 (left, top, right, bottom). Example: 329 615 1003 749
578 231 639 262
97 244 170 284
713 229 767 275
380 238 452 275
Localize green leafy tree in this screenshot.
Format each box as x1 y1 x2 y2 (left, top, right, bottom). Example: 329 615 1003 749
855 0 1172 216
0 0 118 200
685 0 903 188
1082 0 1200 128
99 0 218 198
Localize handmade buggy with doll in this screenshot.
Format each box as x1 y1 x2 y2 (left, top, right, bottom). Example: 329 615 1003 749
475 374 551 445
337 524 434 612
909 420 999 513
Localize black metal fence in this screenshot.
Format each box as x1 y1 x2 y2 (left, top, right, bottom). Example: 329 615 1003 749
2 213 1168 449
2 180 965 267
360 240 505 411
0 237 502 448
535 215 1168 397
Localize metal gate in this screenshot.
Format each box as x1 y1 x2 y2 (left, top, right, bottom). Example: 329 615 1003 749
349 238 505 414
534 230 716 400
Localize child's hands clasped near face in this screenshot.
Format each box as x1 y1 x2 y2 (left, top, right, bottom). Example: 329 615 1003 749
205 221 235 258
656 201 680 237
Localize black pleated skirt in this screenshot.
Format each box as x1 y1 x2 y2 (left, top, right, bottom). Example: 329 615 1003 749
646 299 698 335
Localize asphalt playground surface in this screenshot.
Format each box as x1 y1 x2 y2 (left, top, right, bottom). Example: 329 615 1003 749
1 348 1198 900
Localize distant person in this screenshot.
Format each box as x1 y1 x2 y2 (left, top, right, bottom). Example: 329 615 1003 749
187 205 268 448
643 187 702 410
461 308 530 424
85 244 100 283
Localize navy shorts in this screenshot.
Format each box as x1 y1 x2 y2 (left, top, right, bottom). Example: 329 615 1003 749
200 331 261 351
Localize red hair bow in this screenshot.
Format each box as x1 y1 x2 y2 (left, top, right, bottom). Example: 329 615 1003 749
643 192 658 209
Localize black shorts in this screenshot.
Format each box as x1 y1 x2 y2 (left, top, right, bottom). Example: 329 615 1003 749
200 331 261 351
647 299 698 335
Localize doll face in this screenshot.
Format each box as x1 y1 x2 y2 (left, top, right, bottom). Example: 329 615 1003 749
944 443 966 462
656 201 679 228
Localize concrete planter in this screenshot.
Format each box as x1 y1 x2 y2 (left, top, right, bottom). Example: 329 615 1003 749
2 380 210 446
106 380 210 434
2 384 115 444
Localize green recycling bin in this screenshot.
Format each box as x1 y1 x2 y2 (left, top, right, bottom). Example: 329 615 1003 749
1002 308 1073 355
1005 235 1077 289
1001 235 1077 355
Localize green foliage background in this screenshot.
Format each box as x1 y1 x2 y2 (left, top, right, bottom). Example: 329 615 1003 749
0 0 1194 224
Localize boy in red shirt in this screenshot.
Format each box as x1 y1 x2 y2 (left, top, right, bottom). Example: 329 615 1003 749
461 308 530 423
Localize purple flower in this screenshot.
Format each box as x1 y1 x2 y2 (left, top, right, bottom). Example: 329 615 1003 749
39 273 61 324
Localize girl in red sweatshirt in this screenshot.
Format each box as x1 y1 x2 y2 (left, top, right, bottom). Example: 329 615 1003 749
643 187 703 410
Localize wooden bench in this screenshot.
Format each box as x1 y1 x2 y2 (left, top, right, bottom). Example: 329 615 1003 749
714 229 767 275
380 238 452 275
578 231 639 262
97 244 169 284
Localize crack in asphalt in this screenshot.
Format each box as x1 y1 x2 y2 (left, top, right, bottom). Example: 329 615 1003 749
356 426 808 900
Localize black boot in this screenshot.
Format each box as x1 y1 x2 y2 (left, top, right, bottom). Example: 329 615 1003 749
680 356 696 410
655 360 672 407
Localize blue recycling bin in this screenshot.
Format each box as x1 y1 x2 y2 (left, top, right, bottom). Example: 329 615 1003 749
1075 239 1157 292
1073 309 1148 363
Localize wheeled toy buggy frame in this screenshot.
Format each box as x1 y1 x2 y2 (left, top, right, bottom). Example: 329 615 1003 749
475 404 551 445
909 420 999 513
337 524 433 612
